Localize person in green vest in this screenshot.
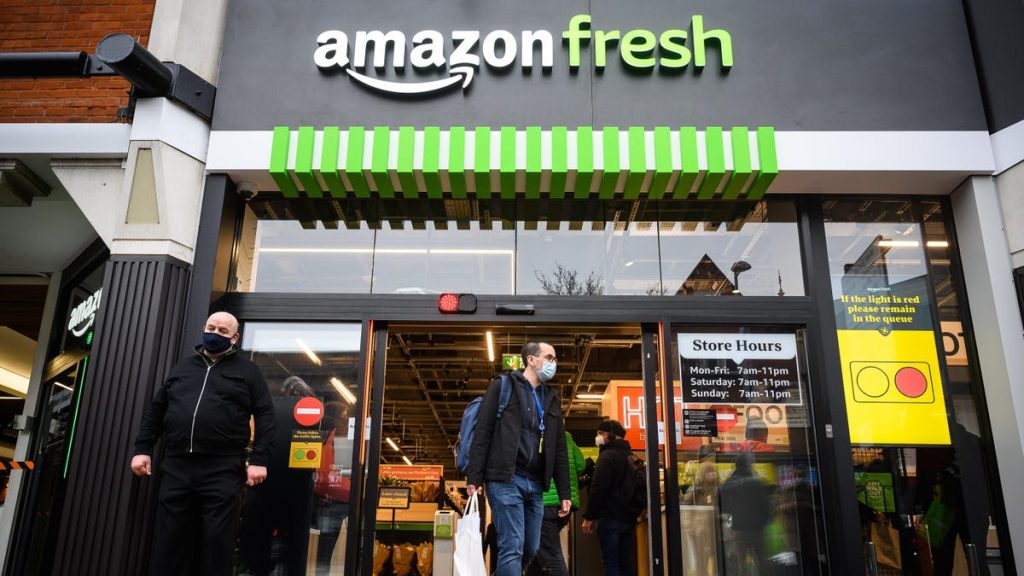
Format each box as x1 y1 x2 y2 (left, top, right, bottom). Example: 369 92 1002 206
528 432 585 576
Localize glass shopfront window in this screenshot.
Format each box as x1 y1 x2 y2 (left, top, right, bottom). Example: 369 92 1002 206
371 221 515 295
824 198 1009 575
232 198 804 297
7 252 105 576
659 201 803 296
516 202 660 295
236 322 362 576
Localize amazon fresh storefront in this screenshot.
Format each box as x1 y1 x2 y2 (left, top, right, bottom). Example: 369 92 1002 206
165 1 1019 574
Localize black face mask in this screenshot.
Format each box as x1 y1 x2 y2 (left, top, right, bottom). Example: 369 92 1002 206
202 331 233 354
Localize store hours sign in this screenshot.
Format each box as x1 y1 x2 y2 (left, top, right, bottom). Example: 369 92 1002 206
678 332 801 405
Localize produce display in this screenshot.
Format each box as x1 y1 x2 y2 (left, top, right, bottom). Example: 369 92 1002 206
372 541 390 575
415 542 434 576
391 543 416 576
410 481 439 503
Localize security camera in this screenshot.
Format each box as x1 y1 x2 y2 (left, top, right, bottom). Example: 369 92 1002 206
237 181 258 202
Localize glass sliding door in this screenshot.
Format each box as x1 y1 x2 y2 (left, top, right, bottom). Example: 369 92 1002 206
667 325 826 576
235 322 364 576
823 199 1011 576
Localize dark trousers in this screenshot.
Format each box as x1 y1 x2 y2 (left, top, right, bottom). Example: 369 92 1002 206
597 518 636 576
239 473 315 576
151 453 246 576
527 506 571 576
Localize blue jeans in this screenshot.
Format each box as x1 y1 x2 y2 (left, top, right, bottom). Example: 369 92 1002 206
597 518 636 576
487 472 545 576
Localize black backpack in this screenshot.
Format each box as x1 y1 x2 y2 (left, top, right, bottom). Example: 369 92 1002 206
622 452 648 516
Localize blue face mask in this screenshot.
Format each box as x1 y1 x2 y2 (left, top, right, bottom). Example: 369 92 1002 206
202 331 233 354
537 361 556 382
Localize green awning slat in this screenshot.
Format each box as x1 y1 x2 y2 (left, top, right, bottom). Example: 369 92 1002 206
345 127 370 198
500 126 516 199
423 127 442 199
270 126 299 198
574 126 594 199
448 127 467 199
673 126 700 199
625 126 646 200
526 126 542 199
371 126 394 198
397 126 417 198
748 126 778 200
320 126 345 198
649 127 673 200
474 127 491 198
599 126 620 199
550 126 568 199
697 126 725 199
295 126 323 198
722 126 752 200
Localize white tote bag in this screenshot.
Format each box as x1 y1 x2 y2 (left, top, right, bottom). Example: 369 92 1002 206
454 493 488 576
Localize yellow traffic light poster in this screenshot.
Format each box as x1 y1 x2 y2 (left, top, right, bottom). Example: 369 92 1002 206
835 282 950 445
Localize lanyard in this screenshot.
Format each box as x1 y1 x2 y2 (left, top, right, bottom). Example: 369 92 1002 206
532 386 545 434
533 385 545 454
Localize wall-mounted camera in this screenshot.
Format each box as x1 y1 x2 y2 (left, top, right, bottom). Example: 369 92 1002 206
237 181 258 202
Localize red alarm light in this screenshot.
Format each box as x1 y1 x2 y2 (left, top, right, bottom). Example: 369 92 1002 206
438 293 477 314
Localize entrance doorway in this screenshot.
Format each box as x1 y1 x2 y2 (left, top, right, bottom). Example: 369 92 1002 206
368 323 654 576
364 319 659 573
358 321 827 576
230 315 828 575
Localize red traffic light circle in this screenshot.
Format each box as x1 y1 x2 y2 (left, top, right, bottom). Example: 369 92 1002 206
894 367 928 398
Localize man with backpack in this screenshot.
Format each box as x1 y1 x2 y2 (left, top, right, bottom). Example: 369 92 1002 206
581 419 645 576
465 342 572 576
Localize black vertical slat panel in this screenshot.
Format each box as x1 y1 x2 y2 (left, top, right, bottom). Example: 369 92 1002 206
96 259 149 572
55 258 124 574
125 265 187 573
96 260 151 573
84 260 145 573
52 256 190 576
58 258 134 574
105 261 158 571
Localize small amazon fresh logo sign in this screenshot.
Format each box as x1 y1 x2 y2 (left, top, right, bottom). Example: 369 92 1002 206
314 15 733 97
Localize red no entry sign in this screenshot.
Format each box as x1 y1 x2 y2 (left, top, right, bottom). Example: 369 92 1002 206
294 396 324 427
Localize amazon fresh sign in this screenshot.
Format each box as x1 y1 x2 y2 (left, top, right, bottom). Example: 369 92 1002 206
314 14 733 97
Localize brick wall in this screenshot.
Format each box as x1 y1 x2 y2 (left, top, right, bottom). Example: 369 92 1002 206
0 0 156 123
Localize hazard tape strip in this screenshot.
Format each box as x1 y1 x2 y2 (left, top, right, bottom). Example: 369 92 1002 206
0 461 34 471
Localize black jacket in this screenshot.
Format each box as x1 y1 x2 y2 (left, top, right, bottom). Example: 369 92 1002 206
466 372 570 501
134 346 275 466
584 438 639 523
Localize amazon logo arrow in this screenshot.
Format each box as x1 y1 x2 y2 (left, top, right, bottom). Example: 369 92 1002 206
346 65 476 96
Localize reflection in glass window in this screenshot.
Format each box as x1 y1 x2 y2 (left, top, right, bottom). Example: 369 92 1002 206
517 220 660 295
237 323 362 576
824 199 1012 574
244 218 375 293
671 327 824 575
372 221 514 295
233 198 804 297
659 201 804 296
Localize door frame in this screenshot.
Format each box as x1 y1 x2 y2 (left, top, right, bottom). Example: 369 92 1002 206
225 291 853 574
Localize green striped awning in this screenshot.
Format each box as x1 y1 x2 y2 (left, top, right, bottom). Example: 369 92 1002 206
269 125 778 201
